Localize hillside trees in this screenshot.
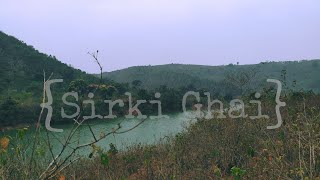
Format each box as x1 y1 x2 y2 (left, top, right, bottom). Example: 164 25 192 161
0 97 19 126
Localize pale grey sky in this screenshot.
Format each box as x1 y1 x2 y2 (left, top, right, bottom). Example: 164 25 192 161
1 0 319 73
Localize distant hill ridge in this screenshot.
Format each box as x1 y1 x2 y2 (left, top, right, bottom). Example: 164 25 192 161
102 60 320 93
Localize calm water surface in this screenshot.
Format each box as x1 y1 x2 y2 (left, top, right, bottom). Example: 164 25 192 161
3 113 196 157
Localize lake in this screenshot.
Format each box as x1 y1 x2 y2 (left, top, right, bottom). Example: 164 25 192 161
2 113 196 157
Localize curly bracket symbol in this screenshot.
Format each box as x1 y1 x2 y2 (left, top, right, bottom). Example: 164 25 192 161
267 79 286 129
40 79 63 132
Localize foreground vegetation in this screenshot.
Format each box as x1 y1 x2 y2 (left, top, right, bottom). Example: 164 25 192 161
60 92 320 179
1 91 319 179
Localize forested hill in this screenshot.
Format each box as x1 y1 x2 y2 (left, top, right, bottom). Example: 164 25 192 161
0 31 97 126
0 31 96 94
103 60 320 93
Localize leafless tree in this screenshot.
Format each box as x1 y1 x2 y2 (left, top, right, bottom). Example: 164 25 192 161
26 51 148 179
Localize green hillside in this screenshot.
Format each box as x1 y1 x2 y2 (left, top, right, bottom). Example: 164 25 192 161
0 31 96 93
0 31 97 125
103 60 320 94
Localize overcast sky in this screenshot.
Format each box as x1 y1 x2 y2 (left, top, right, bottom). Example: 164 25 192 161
1 0 319 73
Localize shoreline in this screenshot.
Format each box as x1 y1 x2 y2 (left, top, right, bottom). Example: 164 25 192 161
0 123 31 132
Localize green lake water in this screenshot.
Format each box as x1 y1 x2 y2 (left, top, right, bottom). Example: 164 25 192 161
2 113 196 157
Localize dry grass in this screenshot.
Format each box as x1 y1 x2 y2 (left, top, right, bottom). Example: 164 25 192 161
57 92 320 179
